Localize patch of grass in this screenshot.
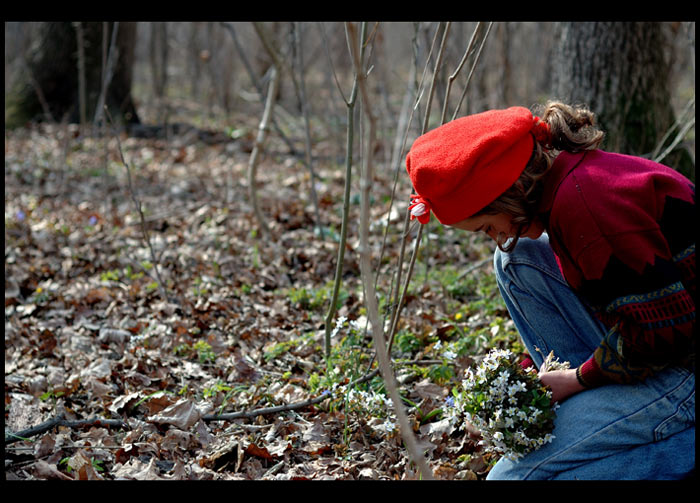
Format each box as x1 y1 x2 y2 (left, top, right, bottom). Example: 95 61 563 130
264 340 300 362
286 282 349 312
394 329 424 355
174 340 217 364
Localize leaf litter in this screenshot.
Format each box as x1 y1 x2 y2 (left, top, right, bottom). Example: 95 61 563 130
5 120 510 480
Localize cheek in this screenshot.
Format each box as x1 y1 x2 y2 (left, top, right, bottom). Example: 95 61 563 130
496 224 514 238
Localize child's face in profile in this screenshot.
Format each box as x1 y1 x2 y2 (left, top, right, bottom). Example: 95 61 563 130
450 212 544 244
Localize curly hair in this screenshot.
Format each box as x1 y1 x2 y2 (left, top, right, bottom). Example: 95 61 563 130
476 101 605 252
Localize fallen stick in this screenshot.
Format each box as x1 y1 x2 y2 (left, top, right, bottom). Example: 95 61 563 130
5 415 129 445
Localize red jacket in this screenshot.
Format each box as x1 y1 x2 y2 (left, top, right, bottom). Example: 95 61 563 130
538 150 695 386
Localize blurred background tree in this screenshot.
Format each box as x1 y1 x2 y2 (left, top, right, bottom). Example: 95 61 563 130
5 22 139 128
552 22 695 181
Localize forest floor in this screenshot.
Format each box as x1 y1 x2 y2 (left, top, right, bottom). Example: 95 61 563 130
5 115 523 481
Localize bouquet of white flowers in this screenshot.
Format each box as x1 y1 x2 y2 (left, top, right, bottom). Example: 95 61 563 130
446 348 568 461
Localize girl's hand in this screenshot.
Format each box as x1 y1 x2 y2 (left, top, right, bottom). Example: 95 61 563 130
538 368 585 403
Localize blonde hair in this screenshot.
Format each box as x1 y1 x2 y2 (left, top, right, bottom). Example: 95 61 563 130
477 101 604 252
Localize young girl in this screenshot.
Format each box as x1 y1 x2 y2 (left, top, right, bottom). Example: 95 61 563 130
405 102 695 480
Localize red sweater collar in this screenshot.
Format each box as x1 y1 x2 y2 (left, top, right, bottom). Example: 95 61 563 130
538 150 589 215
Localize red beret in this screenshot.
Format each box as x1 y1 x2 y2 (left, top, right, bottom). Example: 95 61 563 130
406 107 545 225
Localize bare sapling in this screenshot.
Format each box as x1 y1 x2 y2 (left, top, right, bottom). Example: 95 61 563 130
251 22 324 238
291 22 324 239
220 22 297 156
385 22 448 355
93 22 119 128
347 21 434 481
321 23 363 361
246 63 278 239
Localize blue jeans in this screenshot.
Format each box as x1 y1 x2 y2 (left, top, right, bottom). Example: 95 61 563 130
485 234 695 480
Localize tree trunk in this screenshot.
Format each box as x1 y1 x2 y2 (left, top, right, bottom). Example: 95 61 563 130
150 22 169 123
551 22 693 180
6 22 140 128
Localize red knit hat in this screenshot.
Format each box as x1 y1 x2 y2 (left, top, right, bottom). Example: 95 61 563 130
406 107 549 225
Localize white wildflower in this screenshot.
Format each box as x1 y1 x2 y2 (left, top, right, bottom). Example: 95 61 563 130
448 347 568 462
382 419 397 433
330 315 347 338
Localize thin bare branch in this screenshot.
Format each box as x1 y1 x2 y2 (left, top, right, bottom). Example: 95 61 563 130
452 22 494 121
250 22 323 239
652 96 695 163
317 22 349 105
385 22 452 357
291 22 323 238
441 22 483 124
384 23 442 349
104 106 171 303
93 22 119 127
421 22 451 132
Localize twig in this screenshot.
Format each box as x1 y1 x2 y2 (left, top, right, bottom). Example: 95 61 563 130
246 64 278 240
384 23 443 354
652 96 695 164
263 460 285 478
203 394 327 422
456 256 492 280
19 53 54 123
451 22 494 121
5 415 129 445
93 22 119 127
251 22 324 238
421 22 451 133
440 22 482 124
220 22 297 156
104 106 172 304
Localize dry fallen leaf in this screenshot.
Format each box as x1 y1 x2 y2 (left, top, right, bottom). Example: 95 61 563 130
108 391 142 416
33 460 73 480
68 449 104 480
80 357 114 381
113 457 164 480
148 398 202 430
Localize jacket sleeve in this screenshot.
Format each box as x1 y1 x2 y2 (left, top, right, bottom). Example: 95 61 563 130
575 241 695 387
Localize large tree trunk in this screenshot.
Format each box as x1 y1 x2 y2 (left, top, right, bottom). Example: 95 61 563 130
551 22 693 180
6 22 140 128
